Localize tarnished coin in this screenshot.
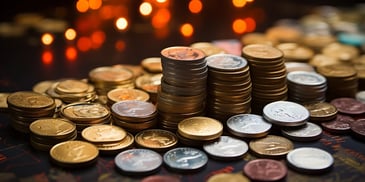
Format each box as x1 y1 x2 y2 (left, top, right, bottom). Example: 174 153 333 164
135 129 178 151
243 159 287 181
206 54 248 71
330 97 365 115
351 119 365 140
226 114 272 138
163 147 208 172
321 114 354 134
115 148 162 175
161 46 206 61
282 122 322 141
178 116 223 141
286 147 334 173
249 135 294 158
263 101 310 126
304 102 337 122
207 172 250 182
203 136 248 160
81 124 126 143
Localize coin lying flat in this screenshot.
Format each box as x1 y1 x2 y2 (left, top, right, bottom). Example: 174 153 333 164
226 114 272 138
207 172 250 182
96 132 134 155
304 102 337 122
135 129 178 152
243 159 287 182
330 97 365 115
249 135 294 158
203 136 248 160
141 175 181 182
81 124 127 144
351 119 365 140
281 122 322 142
163 147 208 172
321 114 354 134
177 116 223 141
263 101 309 126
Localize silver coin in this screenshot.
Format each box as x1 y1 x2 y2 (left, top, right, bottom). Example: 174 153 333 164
286 147 334 173
263 101 310 126
203 136 248 160
227 114 272 138
206 54 248 71
281 122 322 141
114 148 162 175
287 71 326 86
163 147 208 172
356 90 365 104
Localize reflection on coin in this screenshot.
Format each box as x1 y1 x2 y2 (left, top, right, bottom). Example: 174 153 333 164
321 114 354 134
81 125 126 143
207 172 250 182
330 97 365 115
135 129 178 151
29 118 75 137
263 101 309 126
97 132 134 154
163 147 208 172
304 102 337 122
243 159 287 181
111 100 156 119
7 91 55 109
249 135 293 158
226 114 272 138
286 147 334 173
203 136 248 160
282 122 322 141
178 117 223 141
115 149 162 175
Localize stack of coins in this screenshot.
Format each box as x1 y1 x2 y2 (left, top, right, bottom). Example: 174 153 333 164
177 116 223 147
135 73 162 104
46 79 96 103
106 88 150 107
205 54 252 121
190 42 226 56
286 71 327 104
29 118 77 151
88 66 135 95
242 44 287 114
316 64 358 100
60 102 111 133
111 100 157 133
7 91 55 133
157 46 207 130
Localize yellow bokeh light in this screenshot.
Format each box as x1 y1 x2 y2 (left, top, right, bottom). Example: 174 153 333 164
89 0 102 10
247 0 254 2
64 28 77 41
189 0 203 14
116 17 128 30
156 0 167 3
41 33 54 45
232 19 247 34
232 0 247 8
180 23 194 37
140 2 153 16
76 0 89 13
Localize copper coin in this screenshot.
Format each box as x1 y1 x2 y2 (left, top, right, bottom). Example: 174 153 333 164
243 159 287 181
351 119 365 140
321 114 355 134
330 97 365 115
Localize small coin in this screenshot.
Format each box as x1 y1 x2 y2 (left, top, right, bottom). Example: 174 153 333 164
115 148 162 175
263 101 310 126
135 129 178 151
243 159 287 181
203 136 248 160
321 114 354 134
226 114 272 138
81 124 126 143
207 172 250 182
286 147 334 173
161 46 206 61
330 97 365 115
350 119 365 140
249 135 294 158
281 122 322 141
178 116 223 141
163 147 208 172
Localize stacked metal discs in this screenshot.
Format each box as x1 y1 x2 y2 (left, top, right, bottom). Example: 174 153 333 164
242 44 287 114
286 71 327 104
111 100 157 133
206 54 252 121
46 79 97 103
7 91 55 133
157 46 207 130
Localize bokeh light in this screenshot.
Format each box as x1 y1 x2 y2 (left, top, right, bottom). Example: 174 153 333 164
89 0 102 10
244 17 256 32
232 19 247 34
65 46 78 61
91 30 106 49
152 8 171 28
42 50 53 65
189 0 203 14
115 40 126 52
64 28 77 41
77 36 92 52
76 0 89 13
180 23 194 37
41 33 54 45
140 2 153 16
232 0 247 8
116 17 128 30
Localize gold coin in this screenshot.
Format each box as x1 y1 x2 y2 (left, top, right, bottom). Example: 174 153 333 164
178 116 223 141
50 140 98 166
32 80 55 94
55 79 90 94
249 135 293 158
61 102 110 122
317 64 357 78
276 43 314 62
107 88 150 104
242 44 283 60
304 102 338 121
190 42 226 56
97 132 134 154
241 32 273 46
135 74 162 94
135 129 178 151
265 25 302 44
322 43 359 62
89 66 134 83
0 93 10 112
7 91 55 110
81 124 126 143
112 64 144 78
207 172 250 182
141 57 163 73
29 118 76 137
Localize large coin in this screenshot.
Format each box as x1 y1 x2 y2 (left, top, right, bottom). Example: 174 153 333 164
263 101 309 126
226 114 272 138
203 136 248 160
163 147 208 172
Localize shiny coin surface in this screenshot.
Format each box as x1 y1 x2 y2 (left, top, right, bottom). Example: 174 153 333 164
7 91 55 109
161 46 206 61
207 173 250 182
243 159 287 181
178 117 223 141
330 97 365 115
135 129 178 151
226 114 272 138
286 147 334 173
55 79 89 94
321 114 354 134
111 100 156 119
304 102 337 122
115 148 162 175
163 147 208 172
249 135 294 158
263 101 309 126
206 54 248 71
81 124 126 143
203 136 248 160
141 57 162 73
29 118 75 137
107 88 150 103
97 132 134 154
281 122 322 141
61 102 110 122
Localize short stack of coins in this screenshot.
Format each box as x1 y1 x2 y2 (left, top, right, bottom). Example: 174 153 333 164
60 102 111 134
242 44 287 114
111 100 157 133
286 71 327 104
316 64 358 100
205 54 252 121
157 46 207 130
46 79 97 103
88 66 135 95
106 88 150 108
29 118 77 151
7 91 55 133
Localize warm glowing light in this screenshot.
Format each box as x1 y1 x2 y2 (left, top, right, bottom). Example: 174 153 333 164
64 28 77 41
156 0 167 3
42 50 53 65
232 19 247 34
91 30 106 49
77 36 92 52
115 40 126 52
140 2 153 16
100 5 113 20
116 17 128 30
247 0 254 2
41 33 54 45
189 0 203 14
232 0 247 8
76 0 89 13
152 8 171 28
65 46 78 61
244 17 256 32
89 0 102 10
180 23 194 37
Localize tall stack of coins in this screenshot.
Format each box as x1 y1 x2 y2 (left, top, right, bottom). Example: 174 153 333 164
7 91 55 133
286 71 327 104
106 88 150 107
157 46 207 130
205 54 252 121
46 79 97 103
316 64 358 100
88 66 135 95
242 44 287 114
111 100 157 133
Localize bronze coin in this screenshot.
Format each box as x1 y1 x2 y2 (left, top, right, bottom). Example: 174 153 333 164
321 114 355 134
351 119 365 140
243 159 287 181
141 175 180 182
330 97 365 115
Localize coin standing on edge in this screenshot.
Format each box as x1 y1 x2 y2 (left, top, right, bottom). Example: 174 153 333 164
163 147 208 172
243 159 287 181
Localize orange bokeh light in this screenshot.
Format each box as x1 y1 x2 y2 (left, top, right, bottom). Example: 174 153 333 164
232 19 247 34
91 30 106 49
64 28 77 41
232 0 247 8
42 50 53 65
140 2 153 16
115 40 126 52
77 36 93 52
247 0 254 2
89 0 102 10
244 17 256 32
189 0 203 14
152 8 171 28
100 5 114 20
116 17 128 30
180 23 194 37
41 33 54 45
65 46 78 61
76 0 89 13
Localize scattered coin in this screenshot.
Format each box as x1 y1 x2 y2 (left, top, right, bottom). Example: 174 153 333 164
207 172 250 182
350 119 365 140
226 114 272 138
281 122 322 142
263 101 310 126
177 116 223 141
243 159 287 181
249 135 294 158
321 114 355 134
203 136 248 160
330 97 365 115
304 102 337 122
141 175 181 182
163 147 208 172
135 129 178 152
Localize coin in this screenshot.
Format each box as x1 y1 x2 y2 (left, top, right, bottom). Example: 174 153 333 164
330 97 365 115
55 79 90 94
226 114 272 138
206 54 248 71
207 173 250 182
203 136 248 160
135 129 178 152
286 147 334 173
141 175 181 182
161 46 206 61
114 148 162 175
163 147 208 172
61 102 110 122
304 102 337 122
7 91 55 110
178 116 223 141
111 100 156 120
350 119 365 140
0 93 10 113
97 132 134 155
263 101 310 126
249 135 294 158
321 114 354 134
107 88 150 106
276 42 314 62
322 42 359 62
29 118 76 138
32 80 55 94
81 124 126 144
241 32 273 46
190 42 226 56
282 122 322 141
285 62 315 73
243 159 287 181
141 57 162 73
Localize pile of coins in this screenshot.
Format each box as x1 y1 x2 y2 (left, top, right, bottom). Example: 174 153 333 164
111 100 158 133
46 79 97 103
106 88 150 107
205 54 252 121
157 46 207 130
7 91 55 133
242 44 287 114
